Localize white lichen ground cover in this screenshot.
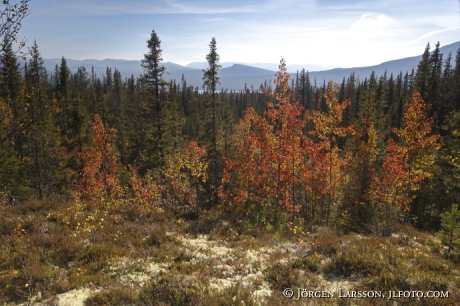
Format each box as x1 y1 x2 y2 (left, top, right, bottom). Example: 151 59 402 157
27 228 450 306
21 232 328 305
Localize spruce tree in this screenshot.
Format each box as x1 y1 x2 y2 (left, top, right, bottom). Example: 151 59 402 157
202 37 221 152
0 1 31 200
0 36 21 102
23 41 59 198
438 204 460 254
453 46 460 112
428 42 443 127
0 36 27 198
58 57 70 104
0 35 26 155
437 52 454 129
415 43 431 102
202 37 222 208
141 29 167 170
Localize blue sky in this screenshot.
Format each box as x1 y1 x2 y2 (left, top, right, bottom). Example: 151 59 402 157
17 0 460 68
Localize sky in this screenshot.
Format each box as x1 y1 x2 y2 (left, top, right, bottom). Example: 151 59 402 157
15 0 460 68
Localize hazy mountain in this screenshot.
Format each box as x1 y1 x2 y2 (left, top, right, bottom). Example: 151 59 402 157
186 62 238 69
285 63 329 72
220 64 275 76
307 41 460 85
186 61 328 72
40 58 198 79
40 41 459 91
165 41 460 90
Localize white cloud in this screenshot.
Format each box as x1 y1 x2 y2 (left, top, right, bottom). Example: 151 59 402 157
351 13 397 32
407 27 460 45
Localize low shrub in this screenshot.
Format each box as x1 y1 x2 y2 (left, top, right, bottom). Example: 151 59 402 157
139 274 208 306
84 287 138 305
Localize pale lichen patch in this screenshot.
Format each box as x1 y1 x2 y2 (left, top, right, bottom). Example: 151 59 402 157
57 288 97 306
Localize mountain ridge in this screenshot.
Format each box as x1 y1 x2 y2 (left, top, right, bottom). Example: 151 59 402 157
38 41 460 91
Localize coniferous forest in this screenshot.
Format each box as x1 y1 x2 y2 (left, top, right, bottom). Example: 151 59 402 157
2 1 460 305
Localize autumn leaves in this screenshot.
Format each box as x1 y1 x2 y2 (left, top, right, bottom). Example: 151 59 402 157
221 58 440 228
66 58 440 233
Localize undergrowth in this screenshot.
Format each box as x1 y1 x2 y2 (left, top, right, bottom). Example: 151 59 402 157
1 199 460 305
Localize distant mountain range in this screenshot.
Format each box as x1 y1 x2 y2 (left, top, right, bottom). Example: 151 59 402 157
185 61 328 72
39 41 460 91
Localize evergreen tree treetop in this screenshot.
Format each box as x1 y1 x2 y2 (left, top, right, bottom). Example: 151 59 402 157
203 37 221 93
141 29 166 89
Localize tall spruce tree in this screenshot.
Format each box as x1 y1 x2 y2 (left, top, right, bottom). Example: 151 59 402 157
141 29 167 170
0 1 31 200
0 35 27 157
202 37 222 208
453 46 460 112
58 57 70 104
202 37 220 152
415 43 431 102
23 41 59 198
0 35 28 199
428 42 443 128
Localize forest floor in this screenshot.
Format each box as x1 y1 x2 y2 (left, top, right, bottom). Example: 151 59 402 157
1 199 460 305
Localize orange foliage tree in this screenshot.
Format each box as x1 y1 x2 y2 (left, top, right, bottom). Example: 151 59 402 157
73 114 120 202
221 62 356 228
372 92 441 214
306 81 354 225
127 140 208 217
64 114 122 237
221 58 309 227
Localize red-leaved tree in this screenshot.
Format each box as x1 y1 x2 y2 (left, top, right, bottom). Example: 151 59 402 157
372 92 441 213
221 58 309 227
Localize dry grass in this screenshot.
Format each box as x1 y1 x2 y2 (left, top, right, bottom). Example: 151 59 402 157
1 200 460 305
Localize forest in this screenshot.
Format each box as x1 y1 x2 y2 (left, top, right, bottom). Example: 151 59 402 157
2 31 459 233
1 1 460 305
